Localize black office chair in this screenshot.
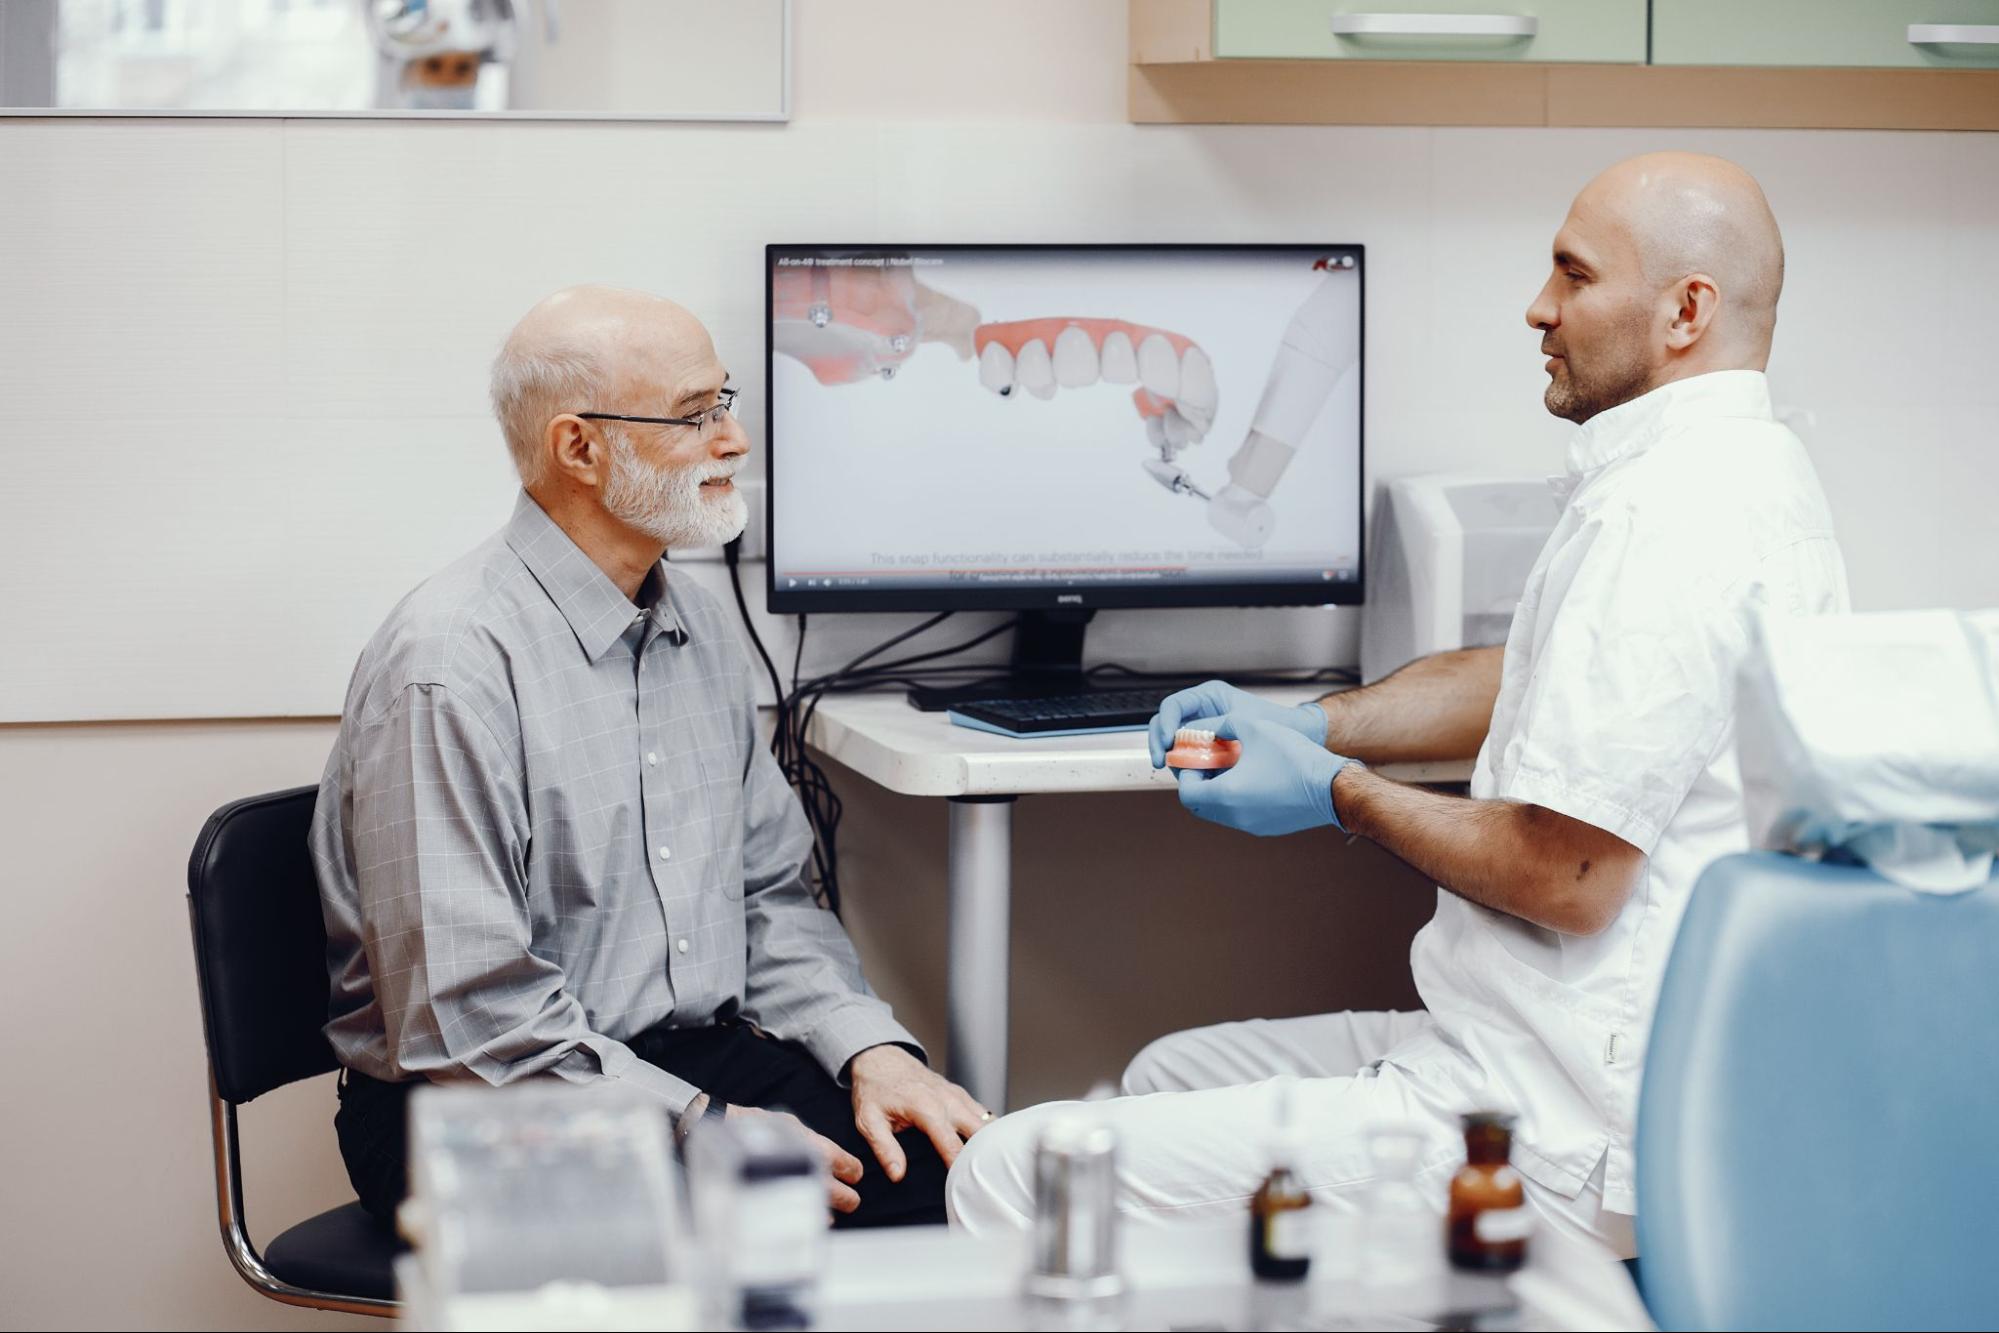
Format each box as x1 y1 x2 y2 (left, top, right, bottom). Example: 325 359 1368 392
187 785 400 1316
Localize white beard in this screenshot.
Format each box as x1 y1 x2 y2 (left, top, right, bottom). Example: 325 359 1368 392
601 431 748 550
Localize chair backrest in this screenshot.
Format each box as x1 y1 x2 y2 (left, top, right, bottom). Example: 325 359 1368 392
1637 850 1999 1331
187 786 339 1105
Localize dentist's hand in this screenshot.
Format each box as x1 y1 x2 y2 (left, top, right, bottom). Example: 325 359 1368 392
1175 716 1357 837
1148 680 1328 768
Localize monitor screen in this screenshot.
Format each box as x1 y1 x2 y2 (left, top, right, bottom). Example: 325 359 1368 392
765 244 1363 613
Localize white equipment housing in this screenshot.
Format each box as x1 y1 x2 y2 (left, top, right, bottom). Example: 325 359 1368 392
1360 474 1560 685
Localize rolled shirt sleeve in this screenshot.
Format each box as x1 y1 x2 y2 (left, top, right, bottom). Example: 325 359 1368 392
344 682 701 1114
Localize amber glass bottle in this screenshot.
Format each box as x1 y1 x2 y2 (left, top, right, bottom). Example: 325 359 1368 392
1249 1129 1314 1282
1447 1112 1530 1272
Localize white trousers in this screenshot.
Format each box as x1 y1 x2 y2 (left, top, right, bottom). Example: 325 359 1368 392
945 1011 1636 1260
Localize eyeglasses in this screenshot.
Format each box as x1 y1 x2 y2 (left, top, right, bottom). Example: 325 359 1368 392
577 387 739 440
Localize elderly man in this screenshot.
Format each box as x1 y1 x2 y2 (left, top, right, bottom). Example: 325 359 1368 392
948 153 1849 1257
312 286 985 1228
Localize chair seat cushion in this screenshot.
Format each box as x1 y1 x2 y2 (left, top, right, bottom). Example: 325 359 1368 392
265 1201 403 1303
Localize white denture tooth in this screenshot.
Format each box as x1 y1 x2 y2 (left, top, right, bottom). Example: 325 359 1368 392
1178 347 1218 417
1163 409 1200 449
1100 330 1139 383
978 340 1015 394
1137 333 1180 400
1052 325 1100 388
1145 414 1167 449
1175 399 1215 435
1015 338 1056 398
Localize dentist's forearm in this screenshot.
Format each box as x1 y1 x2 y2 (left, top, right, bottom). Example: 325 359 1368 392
1332 764 1642 936
1315 647 1502 763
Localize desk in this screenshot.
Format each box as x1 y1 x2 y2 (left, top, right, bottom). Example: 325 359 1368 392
815 1214 1648 1330
399 1213 1650 1330
806 685 1474 1110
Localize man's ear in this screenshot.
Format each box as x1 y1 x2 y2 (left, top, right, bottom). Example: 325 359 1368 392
545 414 607 487
1664 273 1719 352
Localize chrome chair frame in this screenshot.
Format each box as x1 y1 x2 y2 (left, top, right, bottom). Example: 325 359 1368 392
202 1066 397 1317
187 785 399 1317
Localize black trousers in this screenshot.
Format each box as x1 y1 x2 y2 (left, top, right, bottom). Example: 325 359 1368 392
336 1021 949 1230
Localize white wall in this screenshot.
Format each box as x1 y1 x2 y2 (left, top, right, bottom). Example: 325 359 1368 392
4 5 1995 722
2 1 1995 1327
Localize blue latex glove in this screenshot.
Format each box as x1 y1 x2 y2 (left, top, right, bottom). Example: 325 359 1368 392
1147 679 1328 768
1175 715 1357 837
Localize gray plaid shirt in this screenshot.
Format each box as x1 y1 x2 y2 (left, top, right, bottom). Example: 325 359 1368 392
311 492 918 1113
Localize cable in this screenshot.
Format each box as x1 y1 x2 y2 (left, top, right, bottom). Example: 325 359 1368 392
793 615 1017 694
1086 660 1361 688
782 613 808 778
724 540 784 711
726 551 997 913
775 614 984 914
828 610 955 680
727 549 1361 916
791 615 808 695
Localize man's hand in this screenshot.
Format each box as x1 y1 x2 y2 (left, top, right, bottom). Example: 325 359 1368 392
847 1045 989 1182
723 1101 867 1215
1176 716 1357 837
1148 679 1328 768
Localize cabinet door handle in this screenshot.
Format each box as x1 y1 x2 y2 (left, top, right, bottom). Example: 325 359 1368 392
1331 12 1538 39
1908 23 1999 46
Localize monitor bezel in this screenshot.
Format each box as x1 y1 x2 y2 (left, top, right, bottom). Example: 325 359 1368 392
763 242 1365 615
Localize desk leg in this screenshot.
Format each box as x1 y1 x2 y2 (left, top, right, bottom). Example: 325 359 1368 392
946 795 1014 1113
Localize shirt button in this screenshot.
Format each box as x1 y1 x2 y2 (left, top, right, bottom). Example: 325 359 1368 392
658 846 672 861
676 938 690 954
646 752 659 766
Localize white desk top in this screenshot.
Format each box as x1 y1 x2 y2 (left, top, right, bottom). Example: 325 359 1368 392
400 1215 1648 1331
812 1215 1648 1331
805 684 1475 798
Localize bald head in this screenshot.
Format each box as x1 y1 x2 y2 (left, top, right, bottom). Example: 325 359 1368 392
1528 153 1785 423
491 285 716 485
1582 151 1784 347
487 284 748 576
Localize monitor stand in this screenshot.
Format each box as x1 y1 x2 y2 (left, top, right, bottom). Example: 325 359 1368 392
905 609 1097 712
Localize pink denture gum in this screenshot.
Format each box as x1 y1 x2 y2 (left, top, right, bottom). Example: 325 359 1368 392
1164 727 1241 771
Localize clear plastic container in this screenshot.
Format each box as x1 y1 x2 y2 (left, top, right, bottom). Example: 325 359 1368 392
1361 1126 1442 1289
401 1081 693 1329
684 1112 828 1330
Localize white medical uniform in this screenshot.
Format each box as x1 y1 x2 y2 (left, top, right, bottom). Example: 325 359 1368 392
947 371 1849 1255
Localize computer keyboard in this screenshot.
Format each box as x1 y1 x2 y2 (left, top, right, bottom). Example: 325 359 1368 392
946 688 1177 738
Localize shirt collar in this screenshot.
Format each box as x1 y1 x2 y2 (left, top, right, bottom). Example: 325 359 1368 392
1548 370 1773 503
503 492 683 662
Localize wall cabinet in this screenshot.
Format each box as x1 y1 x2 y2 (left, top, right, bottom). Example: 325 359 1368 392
1213 1 1646 64
1130 0 1999 128
1654 0 1999 70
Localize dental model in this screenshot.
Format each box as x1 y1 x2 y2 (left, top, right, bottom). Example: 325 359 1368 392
1163 727 1242 772
1208 264 1361 550
771 262 979 385
773 259 1359 547
974 318 1219 498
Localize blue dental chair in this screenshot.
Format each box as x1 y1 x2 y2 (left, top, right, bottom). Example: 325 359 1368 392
1636 850 1999 1331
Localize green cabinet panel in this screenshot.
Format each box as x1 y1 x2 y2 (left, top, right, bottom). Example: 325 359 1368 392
1214 0 1646 63
1654 0 1999 69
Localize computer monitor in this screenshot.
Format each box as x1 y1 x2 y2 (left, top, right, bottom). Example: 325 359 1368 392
764 243 1364 690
